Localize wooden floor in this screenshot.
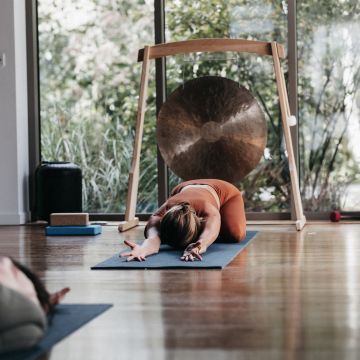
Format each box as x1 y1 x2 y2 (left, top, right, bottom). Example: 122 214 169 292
1 223 360 360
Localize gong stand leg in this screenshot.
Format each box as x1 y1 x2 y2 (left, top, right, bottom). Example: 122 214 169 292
118 46 151 232
271 42 306 231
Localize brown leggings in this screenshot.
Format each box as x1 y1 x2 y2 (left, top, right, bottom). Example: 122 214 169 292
218 194 246 243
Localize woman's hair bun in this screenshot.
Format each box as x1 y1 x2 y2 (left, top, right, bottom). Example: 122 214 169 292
179 202 190 212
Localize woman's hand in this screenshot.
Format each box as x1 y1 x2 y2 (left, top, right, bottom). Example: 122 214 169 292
42 287 70 313
181 241 203 262
49 287 70 307
120 240 148 261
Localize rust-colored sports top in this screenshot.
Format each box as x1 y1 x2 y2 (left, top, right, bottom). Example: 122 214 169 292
145 179 246 241
170 179 240 207
148 179 241 221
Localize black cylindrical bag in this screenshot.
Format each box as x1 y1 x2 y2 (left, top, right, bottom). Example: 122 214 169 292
35 161 82 221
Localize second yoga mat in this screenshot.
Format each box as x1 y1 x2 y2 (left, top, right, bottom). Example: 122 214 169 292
1 303 112 360
92 231 257 270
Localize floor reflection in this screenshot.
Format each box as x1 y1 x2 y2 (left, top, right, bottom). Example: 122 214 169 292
1 225 360 359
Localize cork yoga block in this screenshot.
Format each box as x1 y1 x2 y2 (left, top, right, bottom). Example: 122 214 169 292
50 213 89 226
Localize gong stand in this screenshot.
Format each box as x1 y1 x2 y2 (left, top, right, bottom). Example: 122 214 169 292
118 38 306 232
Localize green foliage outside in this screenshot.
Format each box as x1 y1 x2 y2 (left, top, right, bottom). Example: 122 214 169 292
39 0 360 213
166 0 290 212
297 0 360 210
39 0 157 213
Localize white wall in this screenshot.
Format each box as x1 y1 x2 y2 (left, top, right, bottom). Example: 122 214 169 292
0 0 29 224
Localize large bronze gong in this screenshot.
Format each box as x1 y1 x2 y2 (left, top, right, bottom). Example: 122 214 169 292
157 76 267 182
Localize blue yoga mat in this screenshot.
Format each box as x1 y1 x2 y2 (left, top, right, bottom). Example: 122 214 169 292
46 225 102 236
1 304 112 360
92 231 257 270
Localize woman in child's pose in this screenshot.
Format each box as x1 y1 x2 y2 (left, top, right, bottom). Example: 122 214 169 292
121 179 246 262
0 256 69 353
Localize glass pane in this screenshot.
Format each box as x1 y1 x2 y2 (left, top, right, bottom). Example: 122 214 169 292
38 0 157 214
298 1 360 211
165 0 289 212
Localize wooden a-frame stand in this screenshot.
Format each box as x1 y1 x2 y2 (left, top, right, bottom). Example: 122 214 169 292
118 38 306 232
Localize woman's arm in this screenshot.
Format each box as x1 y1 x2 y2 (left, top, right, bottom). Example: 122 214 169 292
197 211 221 253
121 237 161 262
121 215 162 261
141 222 162 255
181 207 221 261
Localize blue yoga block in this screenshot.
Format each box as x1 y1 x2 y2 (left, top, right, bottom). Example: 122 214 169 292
46 225 102 236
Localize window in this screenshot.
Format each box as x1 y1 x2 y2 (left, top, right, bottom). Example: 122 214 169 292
38 0 157 214
165 0 290 212
298 0 360 211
